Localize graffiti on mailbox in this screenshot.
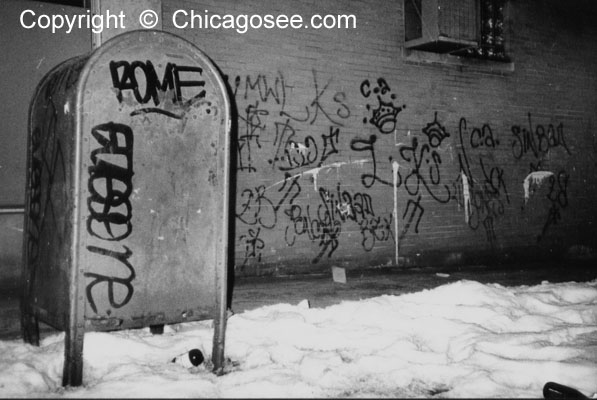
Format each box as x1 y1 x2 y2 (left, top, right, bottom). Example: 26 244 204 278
86 122 134 241
83 57 213 314
109 60 206 119
84 122 136 314
84 245 136 314
26 61 82 289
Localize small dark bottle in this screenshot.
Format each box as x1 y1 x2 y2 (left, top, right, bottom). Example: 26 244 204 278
172 349 205 368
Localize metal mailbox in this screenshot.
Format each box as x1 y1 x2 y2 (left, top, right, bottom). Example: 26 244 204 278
22 30 231 386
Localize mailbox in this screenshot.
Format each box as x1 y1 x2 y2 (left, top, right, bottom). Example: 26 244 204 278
22 30 231 386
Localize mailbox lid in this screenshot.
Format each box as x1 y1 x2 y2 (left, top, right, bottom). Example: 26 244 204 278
75 30 231 330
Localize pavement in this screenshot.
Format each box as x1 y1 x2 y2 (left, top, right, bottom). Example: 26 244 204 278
229 259 597 313
1 259 595 341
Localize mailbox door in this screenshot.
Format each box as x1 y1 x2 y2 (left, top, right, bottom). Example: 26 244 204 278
75 31 231 331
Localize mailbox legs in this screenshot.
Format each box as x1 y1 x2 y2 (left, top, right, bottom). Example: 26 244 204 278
212 249 229 375
63 253 86 387
21 311 40 346
63 321 85 387
21 275 40 346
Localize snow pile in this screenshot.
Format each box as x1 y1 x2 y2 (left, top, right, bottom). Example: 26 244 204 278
1 279 596 398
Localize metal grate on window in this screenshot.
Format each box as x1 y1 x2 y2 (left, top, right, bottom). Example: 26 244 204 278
455 0 509 61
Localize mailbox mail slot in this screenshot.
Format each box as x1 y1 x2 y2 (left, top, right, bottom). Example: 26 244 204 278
22 30 231 386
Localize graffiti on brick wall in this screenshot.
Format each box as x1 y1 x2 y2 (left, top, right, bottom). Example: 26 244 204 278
239 227 265 266
284 190 342 264
236 99 267 173
233 73 457 267
231 68 583 270
399 112 452 204
511 114 572 242
279 126 340 172
232 69 361 267
511 113 570 161
284 183 394 263
236 174 302 267
350 135 394 188
524 169 570 242
233 69 351 127
452 117 510 248
360 78 406 134
539 170 569 241
231 70 350 174
350 109 452 240
396 112 452 239
522 166 570 243
236 175 302 231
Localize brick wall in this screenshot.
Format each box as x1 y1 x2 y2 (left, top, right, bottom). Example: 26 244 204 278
161 0 597 276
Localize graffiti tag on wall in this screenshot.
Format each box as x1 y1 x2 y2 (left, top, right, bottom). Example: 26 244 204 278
511 113 571 242
231 69 580 270
453 117 510 248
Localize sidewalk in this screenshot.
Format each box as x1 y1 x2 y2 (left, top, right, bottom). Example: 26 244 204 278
229 259 597 313
1 260 595 341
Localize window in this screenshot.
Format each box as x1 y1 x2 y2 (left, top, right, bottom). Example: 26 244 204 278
404 0 509 62
453 0 508 61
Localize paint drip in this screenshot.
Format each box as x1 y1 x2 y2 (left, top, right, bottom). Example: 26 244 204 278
523 171 554 203
461 171 471 224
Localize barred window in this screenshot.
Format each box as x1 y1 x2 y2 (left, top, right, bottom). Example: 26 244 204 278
454 0 509 61
404 0 509 62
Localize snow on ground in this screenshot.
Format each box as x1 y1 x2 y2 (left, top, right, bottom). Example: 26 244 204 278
1 279 596 398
